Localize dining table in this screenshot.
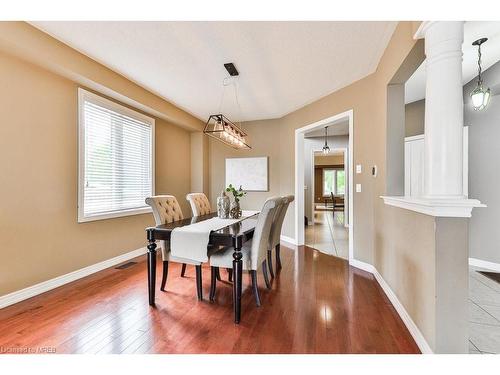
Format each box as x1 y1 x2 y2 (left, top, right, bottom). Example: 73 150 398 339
145 212 259 324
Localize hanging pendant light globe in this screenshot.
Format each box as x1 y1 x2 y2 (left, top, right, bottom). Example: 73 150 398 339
322 126 330 154
470 38 491 111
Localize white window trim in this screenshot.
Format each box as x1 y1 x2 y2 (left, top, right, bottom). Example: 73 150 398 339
77 88 155 223
322 168 345 197
322 168 336 196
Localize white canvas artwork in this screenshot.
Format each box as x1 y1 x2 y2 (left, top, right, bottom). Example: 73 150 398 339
225 157 268 192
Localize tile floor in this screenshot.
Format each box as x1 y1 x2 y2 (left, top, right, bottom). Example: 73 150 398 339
469 266 500 354
305 210 348 259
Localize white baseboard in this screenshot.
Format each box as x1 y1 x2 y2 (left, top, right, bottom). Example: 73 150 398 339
349 258 433 354
0 247 147 310
348 258 375 273
469 257 500 272
280 235 298 249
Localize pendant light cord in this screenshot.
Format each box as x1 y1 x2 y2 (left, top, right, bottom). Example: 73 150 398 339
234 78 245 132
217 76 245 133
477 43 483 85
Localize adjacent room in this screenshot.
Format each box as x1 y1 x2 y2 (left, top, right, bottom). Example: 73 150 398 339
303 120 349 259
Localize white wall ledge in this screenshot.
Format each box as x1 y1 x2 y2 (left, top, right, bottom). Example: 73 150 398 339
381 196 485 218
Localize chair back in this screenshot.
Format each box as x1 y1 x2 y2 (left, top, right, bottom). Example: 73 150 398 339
145 195 184 225
249 197 282 270
186 193 212 216
269 195 295 248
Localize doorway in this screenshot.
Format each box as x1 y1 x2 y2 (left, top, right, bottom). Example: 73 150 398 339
294 109 353 261
305 148 348 258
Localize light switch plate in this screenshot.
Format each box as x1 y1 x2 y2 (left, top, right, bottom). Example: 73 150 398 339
356 184 362 193
356 164 362 174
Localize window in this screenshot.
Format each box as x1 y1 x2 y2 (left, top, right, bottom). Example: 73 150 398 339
78 88 154 222
323 169 345 196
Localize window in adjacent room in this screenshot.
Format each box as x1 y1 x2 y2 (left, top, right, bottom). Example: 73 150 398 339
323 169 345 196
78 88 154 222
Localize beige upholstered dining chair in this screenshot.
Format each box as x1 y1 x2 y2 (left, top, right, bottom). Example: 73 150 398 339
145 195 205 300
185 192 226 281
267 195 295 277
186 193 212 216
208 196 283 306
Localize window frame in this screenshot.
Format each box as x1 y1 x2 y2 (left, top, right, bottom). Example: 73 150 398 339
77 88 155 223
335 169 346 195
322 168 336 196
322 168 345 197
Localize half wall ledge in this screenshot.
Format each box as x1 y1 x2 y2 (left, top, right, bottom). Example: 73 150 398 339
380 196 486 218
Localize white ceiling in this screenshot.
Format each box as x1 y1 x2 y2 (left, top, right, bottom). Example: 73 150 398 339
304 119 349 137
405 21 500 104
31 21 396 122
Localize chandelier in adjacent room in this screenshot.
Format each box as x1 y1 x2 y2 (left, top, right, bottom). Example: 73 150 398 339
322 126 330 154
470 37 491 111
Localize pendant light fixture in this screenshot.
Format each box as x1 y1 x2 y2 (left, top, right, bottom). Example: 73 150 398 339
470 38 491 111
204 63 251 149
322 126 330 154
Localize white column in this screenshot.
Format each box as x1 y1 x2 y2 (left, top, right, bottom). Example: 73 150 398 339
420 21 465 199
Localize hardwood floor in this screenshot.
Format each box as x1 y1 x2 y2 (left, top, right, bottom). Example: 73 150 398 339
0 245 420 354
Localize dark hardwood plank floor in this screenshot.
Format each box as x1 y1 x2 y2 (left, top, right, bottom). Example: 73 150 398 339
0 245 420 354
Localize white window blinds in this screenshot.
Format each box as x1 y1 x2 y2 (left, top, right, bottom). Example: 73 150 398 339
78 89 154 222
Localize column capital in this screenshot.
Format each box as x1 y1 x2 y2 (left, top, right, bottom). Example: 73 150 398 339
414 21 464 40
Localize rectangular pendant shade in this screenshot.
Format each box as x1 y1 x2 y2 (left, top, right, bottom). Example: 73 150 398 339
204 114 251 150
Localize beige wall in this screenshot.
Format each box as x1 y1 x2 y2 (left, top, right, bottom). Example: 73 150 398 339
314 154 344 166
405 99 425 137
0 43 193 296
207 22 444 350
209 119 283 211
190 132 210 195
0 22 202 132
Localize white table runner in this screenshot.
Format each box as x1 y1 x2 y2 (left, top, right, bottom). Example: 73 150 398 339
170 211 259 263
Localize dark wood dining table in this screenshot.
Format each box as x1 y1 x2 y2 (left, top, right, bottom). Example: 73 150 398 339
145 212 258 324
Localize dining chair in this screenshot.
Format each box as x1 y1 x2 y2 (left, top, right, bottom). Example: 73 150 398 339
185 192 226 282
145 195 205 300
186 193 212 216
268 195 295 275
208 196 282 306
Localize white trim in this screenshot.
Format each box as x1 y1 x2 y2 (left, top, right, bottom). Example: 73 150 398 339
294 109 354 262
280 235 298 250
349 258 433 354
414 21 436 39
77 88 156 223
0 247 147 310
469 258 500 272
380 195 485 218
349 258 374 273
404 134 425 142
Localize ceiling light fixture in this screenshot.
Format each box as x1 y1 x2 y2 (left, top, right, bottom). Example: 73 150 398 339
322 126 330 154
470 37 491 111
204 63 251 150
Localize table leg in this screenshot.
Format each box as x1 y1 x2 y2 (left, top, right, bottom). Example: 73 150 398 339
232 245 243 324
147 230 157 306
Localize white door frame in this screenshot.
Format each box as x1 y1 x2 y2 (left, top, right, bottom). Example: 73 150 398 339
294 109 354 261
310 147 348 227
